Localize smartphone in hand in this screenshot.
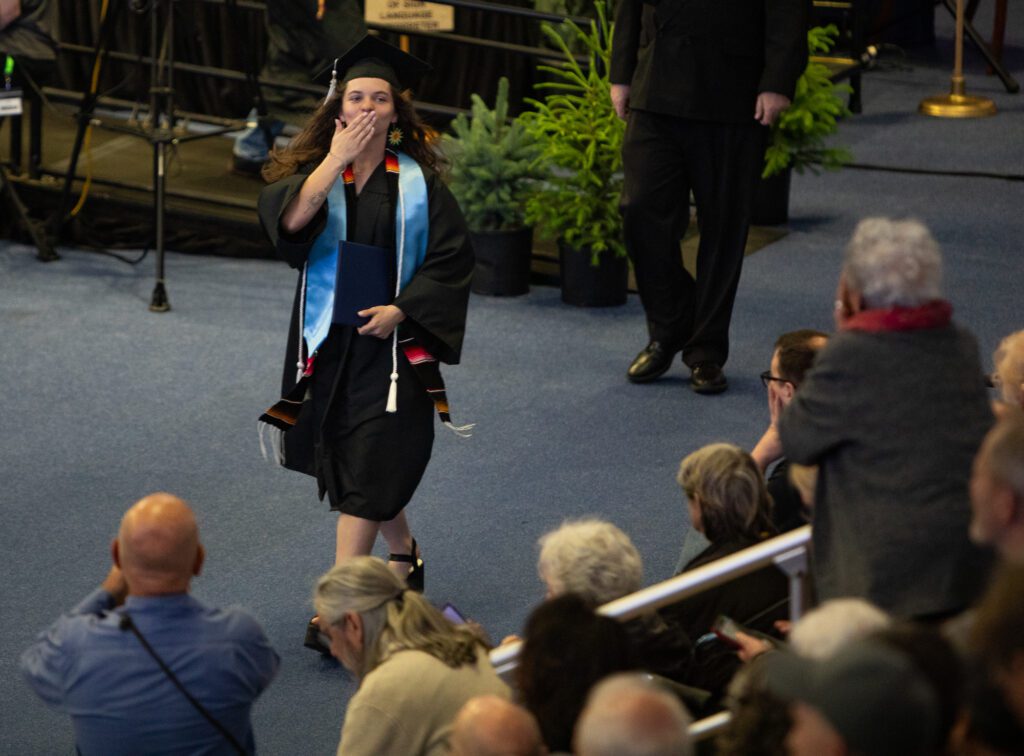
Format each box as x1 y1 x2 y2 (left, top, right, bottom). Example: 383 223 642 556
711 615 745 649
442 602 467 625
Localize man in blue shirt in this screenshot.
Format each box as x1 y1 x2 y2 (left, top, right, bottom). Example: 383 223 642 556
21 492 280 756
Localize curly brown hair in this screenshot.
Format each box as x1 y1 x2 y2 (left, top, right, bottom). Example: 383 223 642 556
261 82 440 184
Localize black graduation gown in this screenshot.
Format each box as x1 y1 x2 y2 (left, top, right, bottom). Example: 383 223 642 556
257 159 473 521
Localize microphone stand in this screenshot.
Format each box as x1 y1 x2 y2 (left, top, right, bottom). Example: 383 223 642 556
53 0 262 312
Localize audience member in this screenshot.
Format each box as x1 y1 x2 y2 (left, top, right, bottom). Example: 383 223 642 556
722 599 892 755
786 463 817 515
787 598 891 660
574 673 694 756
958 670 1024 755
778 217 993 620
0 0 58 65
516 593 634 753
969 564 1024 729
765 638 944 756
537 519 692 686
751 329 829 531
314 556 508 756
871 623 966 754
449 696 547 756
717 655 790 756
665 443 788 696
969 413 1024 563
20 493 279 756
991 330 1024 415
538 518 642 605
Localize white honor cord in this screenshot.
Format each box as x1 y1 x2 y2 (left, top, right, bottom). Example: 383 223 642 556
296 262 308 382
386 180 406 414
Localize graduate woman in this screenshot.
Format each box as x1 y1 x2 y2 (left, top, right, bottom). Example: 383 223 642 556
256 36 474 650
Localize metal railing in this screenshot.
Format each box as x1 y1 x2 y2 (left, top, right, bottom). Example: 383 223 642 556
52 0 591 124
489 524 812 741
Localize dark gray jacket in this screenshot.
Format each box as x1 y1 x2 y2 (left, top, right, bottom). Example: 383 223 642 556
778 324 993 618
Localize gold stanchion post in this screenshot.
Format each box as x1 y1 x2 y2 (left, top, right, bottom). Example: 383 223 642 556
919 0 997 117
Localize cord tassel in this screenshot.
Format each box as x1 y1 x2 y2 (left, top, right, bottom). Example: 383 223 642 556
324 58 339 102
443 421 475 438
257 421 286 465
386 371 399 413
386 172 406 415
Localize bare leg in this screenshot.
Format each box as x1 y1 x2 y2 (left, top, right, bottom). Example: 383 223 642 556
307 514 381 644
380 511 413 554
334 513 380 565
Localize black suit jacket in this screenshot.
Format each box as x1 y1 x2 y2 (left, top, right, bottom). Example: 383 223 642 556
611 0 809 123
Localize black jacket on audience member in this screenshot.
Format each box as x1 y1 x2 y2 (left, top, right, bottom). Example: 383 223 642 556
665 536 789 699
622 611 693 685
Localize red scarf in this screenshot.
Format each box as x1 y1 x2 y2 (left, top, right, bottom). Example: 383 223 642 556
841 299 953 333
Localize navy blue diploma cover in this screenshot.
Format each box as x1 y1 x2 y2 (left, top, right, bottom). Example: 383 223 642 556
332 241 391 326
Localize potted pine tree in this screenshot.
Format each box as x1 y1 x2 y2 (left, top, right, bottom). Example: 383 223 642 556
755 24 853 225
443 77 539 296
520 0 628 307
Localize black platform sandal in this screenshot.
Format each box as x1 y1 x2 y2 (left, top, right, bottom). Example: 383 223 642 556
303 617 332 656
389 538 425 593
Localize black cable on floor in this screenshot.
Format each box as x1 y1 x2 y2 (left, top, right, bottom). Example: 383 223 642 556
842 162 1024 182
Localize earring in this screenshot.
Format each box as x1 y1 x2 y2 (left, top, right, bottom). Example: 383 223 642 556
387 126 404 148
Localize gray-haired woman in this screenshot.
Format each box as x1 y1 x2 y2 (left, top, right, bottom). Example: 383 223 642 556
666 443 788 698
314 557 508 756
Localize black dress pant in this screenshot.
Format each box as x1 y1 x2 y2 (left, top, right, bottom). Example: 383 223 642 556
621 110 766 367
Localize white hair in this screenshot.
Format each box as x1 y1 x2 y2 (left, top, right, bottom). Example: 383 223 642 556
537 518 643 606
842 217 943 308
789 598 892 659
575 674 693 756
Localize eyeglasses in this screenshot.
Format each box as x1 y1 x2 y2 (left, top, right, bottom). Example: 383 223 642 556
760 371 792 389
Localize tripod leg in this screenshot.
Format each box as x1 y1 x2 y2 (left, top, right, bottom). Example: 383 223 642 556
148 0 172 312
149 139 170 311
0 162 59 262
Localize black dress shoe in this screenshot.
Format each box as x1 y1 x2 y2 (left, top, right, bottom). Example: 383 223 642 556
690 362 728 394
627 341 677 383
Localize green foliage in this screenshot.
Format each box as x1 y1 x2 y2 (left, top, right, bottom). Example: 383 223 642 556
520 1 626 262
533 0 597 54
442 77 541 232
764 25 853 178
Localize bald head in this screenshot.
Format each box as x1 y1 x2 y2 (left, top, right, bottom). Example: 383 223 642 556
449 696 546 756
575 675 693 756
115 493 203 595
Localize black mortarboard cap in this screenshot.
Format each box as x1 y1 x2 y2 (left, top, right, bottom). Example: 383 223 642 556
320 34 432 99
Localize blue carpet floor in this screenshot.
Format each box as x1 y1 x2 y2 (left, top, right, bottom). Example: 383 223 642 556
2 8 1023 754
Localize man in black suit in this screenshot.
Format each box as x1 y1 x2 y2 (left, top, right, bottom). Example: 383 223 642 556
611 0 808 393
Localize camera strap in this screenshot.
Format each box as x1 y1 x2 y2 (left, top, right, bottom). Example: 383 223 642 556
119 613 247 755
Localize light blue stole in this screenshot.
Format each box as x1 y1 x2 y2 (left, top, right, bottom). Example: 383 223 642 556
301 151 429 365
